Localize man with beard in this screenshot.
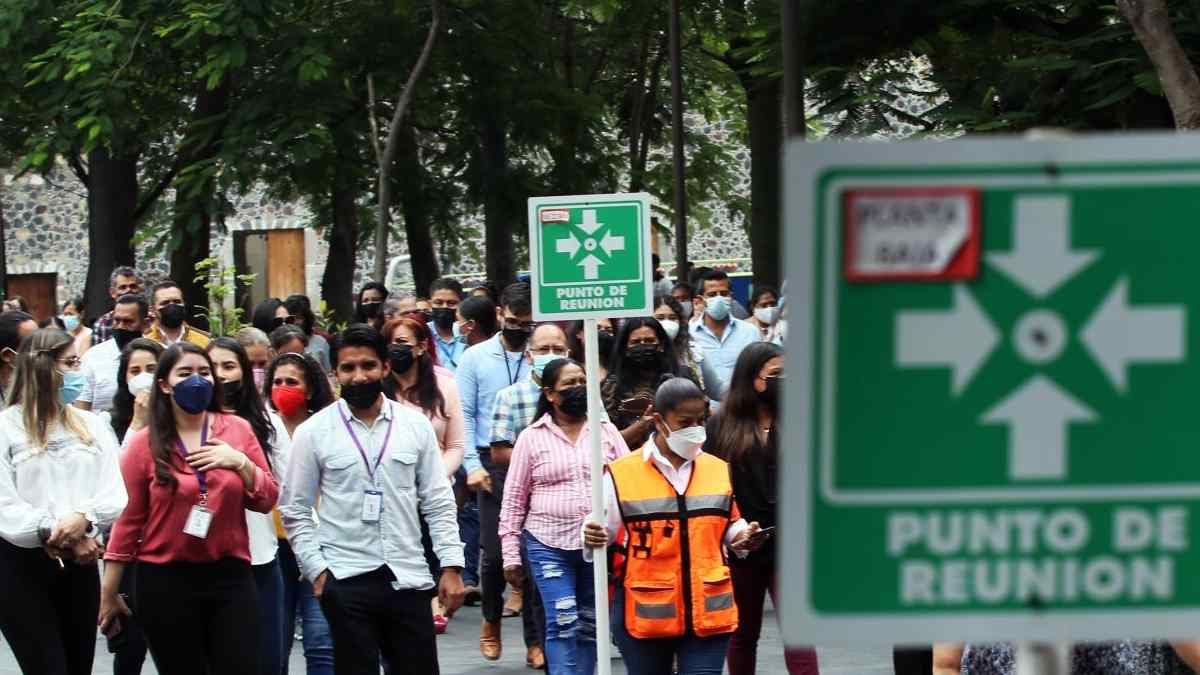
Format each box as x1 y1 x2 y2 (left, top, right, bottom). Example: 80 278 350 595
144 280 210 348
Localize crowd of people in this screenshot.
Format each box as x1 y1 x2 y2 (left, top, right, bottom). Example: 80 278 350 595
0 263 798 675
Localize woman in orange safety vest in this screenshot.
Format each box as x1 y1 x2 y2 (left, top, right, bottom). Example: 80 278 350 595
583 377 764 675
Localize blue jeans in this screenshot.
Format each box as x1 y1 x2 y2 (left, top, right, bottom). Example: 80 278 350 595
524 532 596 675
278 540 335 675
457 468 481 586
612 588 731 675
252 559 285 675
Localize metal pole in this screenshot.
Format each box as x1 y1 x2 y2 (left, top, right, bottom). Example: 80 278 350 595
583 318 612 675
1015 641 1067 675
781 0 807 138
669 0 688 284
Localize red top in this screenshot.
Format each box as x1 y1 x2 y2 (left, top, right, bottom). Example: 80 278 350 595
105 413 279 565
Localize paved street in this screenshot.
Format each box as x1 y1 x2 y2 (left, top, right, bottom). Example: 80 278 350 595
0 598 893 674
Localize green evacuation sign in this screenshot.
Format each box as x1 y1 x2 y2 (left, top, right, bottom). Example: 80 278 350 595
527 193 653 321
780 134 1200 644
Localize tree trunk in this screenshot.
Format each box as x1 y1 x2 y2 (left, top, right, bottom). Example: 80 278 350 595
398 126 439 296
669 0 688 284
84 149 138 324
323 160 359 324
744 74 783 289
1119 0 1200 129
481 111 515 285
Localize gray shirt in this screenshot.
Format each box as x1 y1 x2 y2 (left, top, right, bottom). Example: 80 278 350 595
280 397 464 587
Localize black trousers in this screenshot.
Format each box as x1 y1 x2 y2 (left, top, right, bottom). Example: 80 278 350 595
894 646 933 674
134 558 261 675
319 566 439 675
0 538 99 675
108 561 149 675
478 447 543 647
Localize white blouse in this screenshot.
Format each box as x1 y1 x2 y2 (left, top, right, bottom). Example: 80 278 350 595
246 412 291 566
0 405 128 548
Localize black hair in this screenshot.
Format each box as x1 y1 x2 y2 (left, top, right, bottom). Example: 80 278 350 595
534 357 583 422
63 296 84 314
749 285 780 308
207 337 276 471
283 294 317 336
605 317 684 403
499 282 532 316
653 377 707 415
566 319 615 367
270 324 308 352
429 277 464 299
354 282 390 324
147 343 225 489
251 298 286 336
671 281 694 298
110 338 165 442
150 280 181 305
458 295 498 338
709 342 784 464
697 269 730 292
0 311 33 352
331 323 387 366
264 351 335 414
115 293 149 319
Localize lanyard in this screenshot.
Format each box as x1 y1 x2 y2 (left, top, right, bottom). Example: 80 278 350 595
437 339 458 368
502 349 524 386
339 402 395 484
175 415 210 500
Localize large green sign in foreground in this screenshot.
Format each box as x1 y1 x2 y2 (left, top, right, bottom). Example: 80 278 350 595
781 134 1200 644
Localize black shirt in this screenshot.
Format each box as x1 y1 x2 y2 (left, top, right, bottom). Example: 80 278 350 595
705 414 777 565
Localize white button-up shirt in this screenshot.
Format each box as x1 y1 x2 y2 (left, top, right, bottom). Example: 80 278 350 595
246 412 291 566
280 397 464 588
78 337 120 412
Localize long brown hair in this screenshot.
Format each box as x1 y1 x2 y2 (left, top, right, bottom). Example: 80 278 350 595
381 316 446 419
9 328 92 450
710 342 782 465
148 343 225 488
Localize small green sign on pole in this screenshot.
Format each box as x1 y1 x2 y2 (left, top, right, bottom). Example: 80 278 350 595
527 192 654 321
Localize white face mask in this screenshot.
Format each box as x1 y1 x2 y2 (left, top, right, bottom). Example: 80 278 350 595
659 319 680 341
128 371 155 397
754 306 779 326
665 424 706 461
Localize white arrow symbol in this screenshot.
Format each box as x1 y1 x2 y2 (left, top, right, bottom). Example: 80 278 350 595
579 254 603 280
895 285 999 395
1081 277 1186 394
600 231 624 256
987 196 1099 298
556 234 581 257
982 375 1095 480
579 209 603 235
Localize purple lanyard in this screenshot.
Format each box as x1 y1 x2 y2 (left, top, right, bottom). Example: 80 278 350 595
340 403 395 484
175 415 210 498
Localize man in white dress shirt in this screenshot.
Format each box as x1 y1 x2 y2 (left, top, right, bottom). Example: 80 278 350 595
75 294 149 413
280 323 465 674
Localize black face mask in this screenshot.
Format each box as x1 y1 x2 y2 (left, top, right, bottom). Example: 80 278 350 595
113 328 141 350
388 344 415 374
502 327 531 352
597 331 615 358
360 301 382 319
759 376 782 410
626 344 661 369
557 385 588 418
159 303 187 329
222 380 243 407
431 308 456 331
341 379 383 410
270 316 287 330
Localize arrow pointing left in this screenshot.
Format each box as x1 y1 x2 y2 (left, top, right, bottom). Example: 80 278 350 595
895 285 999 395
982 375 1095 480
1081 277 1186 393
600 232 625 256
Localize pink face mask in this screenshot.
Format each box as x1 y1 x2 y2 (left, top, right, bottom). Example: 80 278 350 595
252 368 267 390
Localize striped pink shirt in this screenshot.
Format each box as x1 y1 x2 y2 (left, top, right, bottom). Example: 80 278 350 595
499 413 630 567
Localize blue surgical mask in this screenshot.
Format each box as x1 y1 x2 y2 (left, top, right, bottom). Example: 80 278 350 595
172 373 214 414
531 353 562 380
705 296 732 321
60 315 80 332
59 370 86 405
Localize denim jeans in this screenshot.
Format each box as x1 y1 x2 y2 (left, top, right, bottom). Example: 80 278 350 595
457 468 481 587
523 532 596 675
611 588 731 675
252 559 285 675
279 540 335 675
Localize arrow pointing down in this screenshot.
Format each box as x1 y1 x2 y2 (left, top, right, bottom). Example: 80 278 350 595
1081 277 1186 393
579 254 603 280
982 375 1095 480
987 196 1099 298
895 285 998 395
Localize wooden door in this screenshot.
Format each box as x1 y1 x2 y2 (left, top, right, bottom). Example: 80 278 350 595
7 273 57 322
266 229 305 299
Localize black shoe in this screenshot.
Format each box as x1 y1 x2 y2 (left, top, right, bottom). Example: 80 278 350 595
463 585 482 606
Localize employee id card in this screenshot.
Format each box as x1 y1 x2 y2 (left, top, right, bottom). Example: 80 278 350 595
362 490 383 522
184 505 213 538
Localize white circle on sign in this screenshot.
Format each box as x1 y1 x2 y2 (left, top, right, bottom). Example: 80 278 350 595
1013 309 1068 365
584 238 598 251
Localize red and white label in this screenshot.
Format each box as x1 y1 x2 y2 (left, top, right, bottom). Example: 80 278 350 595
843 187 981 282
540 209 570 224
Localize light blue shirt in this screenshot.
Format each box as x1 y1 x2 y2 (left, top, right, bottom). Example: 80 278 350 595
279 398 464 586
428 321 466 373
690 317 760 399
458 333 528 473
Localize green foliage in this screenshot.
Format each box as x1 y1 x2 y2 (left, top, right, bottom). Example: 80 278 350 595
193 256 254 337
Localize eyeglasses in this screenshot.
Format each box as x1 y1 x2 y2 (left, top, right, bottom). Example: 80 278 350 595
529 346 569 356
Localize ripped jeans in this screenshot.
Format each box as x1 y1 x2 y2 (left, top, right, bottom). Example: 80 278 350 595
523 531 597 675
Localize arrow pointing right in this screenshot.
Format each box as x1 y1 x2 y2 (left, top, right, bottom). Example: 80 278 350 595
1081 277 1186 393
982 375 1095 480
556 234 581 258
579 254 603 280
987 196 1099 298
895 285 999 395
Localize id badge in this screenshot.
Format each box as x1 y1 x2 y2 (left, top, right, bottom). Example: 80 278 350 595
361 490 383 522
183 505 213 539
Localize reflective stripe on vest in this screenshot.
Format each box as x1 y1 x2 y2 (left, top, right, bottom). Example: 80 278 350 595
620 494 733 520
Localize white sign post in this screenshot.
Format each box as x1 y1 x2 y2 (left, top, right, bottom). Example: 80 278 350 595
527 192 653 675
